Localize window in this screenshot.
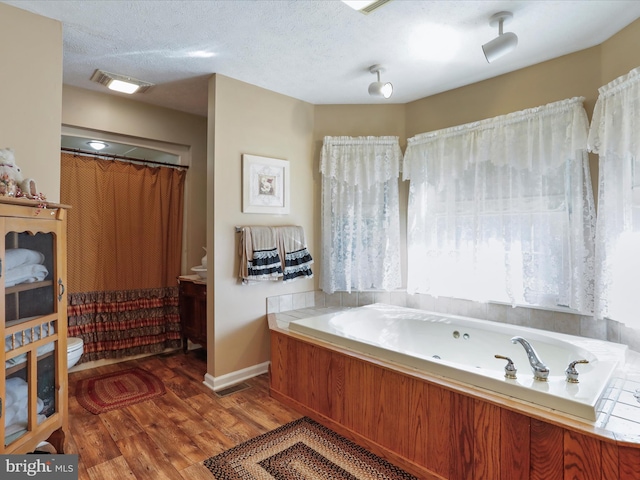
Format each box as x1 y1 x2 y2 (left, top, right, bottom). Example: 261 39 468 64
589 66 640 327
403 98 595 313
320 136 402 294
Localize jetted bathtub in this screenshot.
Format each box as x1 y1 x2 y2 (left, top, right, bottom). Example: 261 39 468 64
288 303 627 421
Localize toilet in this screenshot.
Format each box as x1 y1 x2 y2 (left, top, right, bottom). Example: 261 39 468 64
67 337 84 369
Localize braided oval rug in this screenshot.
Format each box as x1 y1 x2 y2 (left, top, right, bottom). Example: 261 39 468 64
204 417 418 480
75 367 166 414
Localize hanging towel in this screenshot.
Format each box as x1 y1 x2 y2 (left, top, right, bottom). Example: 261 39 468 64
277 226 314 282
239 226 283 284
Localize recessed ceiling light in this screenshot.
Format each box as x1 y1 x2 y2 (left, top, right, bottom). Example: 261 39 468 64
90 69 154 94
88 141 108 150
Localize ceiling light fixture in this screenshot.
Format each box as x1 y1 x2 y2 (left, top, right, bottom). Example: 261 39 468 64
88 141 108 150
342 0 392 15
482 11 518 63
90 69 154 94
368 65 393 99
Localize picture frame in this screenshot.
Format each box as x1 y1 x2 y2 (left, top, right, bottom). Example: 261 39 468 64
242 154 290 214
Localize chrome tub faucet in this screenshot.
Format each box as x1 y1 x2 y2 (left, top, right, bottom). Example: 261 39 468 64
511 336 549 381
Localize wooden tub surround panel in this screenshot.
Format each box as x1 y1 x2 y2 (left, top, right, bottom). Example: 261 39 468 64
269 329 640 480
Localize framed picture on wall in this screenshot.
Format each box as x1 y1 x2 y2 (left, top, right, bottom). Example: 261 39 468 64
242 154 290 214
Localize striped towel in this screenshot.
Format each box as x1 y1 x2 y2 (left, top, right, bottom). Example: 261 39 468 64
239 227 282 284
277 226 314 283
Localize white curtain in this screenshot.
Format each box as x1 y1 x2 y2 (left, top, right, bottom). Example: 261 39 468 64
320 136 402 294
588 67 640 327
403 97 595 313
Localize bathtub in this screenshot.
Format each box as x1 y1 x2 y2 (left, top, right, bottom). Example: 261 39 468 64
287 303 627 421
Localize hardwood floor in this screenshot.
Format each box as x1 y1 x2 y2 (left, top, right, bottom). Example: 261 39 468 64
65 349 303 480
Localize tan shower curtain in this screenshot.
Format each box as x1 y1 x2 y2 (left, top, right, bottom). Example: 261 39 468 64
60 153 186 362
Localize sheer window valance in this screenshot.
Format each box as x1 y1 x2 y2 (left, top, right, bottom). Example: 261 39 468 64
320 136 402 294
588 67 640 327
403 97 595 313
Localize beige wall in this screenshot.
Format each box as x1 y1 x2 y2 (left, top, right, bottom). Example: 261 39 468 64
61 86 208 271
601 18 640 85
406 46 601 137
209 75 316 379
0 4 62 202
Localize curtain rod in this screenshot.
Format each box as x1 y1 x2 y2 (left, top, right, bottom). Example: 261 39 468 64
61 147 189 170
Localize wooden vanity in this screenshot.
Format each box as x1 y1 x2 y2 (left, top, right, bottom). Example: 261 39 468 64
178 275 207 352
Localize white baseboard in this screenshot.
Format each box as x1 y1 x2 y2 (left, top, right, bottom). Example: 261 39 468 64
203 361 270 392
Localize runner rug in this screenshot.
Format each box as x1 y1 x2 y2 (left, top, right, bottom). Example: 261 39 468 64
204 416 417 480
75 367 166 414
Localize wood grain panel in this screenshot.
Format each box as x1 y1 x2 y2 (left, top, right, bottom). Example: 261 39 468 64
426 385 452 478
377 368 410 455
343 356 376 436
269 333 288 393
618 445 640 480
407 377 429 466
564 430 601 480
500 409 530 480
601 441 619 480
450 393 474 480
359 361 377 440
292 340 312 406
309 345 331 415
474 400 501 479
328 352 345 422
530 419 563 480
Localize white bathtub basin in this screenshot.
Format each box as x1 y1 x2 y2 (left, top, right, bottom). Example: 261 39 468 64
288 303 627 421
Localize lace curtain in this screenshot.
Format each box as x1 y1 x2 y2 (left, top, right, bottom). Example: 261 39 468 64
403 97 596 313
588 67 640 327
320 136 402 293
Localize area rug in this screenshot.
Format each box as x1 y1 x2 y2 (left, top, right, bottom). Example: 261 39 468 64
75 367 166 414
204 417 417 480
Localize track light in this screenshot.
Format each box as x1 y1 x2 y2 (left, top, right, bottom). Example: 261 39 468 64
482 11 518 63
368 65 393 99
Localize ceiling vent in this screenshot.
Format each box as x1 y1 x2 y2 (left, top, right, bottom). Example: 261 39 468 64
90 69 154 94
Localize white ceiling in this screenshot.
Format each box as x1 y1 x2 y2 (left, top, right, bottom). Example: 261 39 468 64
4 1 640 117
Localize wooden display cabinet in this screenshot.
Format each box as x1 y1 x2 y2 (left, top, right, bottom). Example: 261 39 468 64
1 198 69 454
178 275 207 352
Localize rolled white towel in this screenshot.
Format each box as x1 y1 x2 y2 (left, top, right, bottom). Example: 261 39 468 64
5 264 48 287
5 248 45 270
5 377 28 407
4 392 45 429
4 404 18 427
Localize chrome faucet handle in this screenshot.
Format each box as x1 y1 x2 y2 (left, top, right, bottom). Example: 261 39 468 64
565 359 589 383
495 354 517 379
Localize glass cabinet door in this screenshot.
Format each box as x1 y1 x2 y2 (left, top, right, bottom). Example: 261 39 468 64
4 229 61 448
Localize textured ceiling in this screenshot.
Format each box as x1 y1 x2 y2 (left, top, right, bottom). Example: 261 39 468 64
3 0 640 117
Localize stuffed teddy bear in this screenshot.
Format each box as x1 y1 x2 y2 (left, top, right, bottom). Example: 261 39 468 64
0 147 38 198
